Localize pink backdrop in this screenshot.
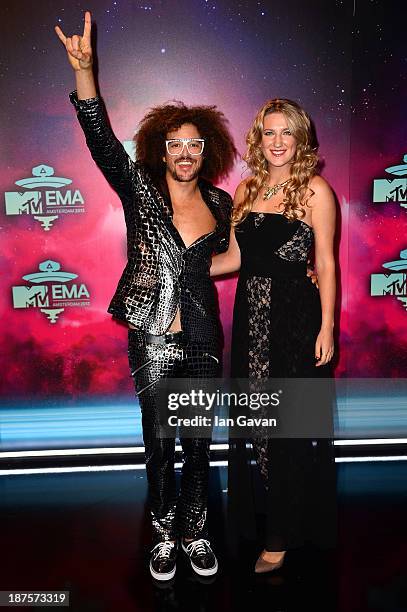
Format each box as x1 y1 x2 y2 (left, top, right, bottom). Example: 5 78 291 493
1 0 405 412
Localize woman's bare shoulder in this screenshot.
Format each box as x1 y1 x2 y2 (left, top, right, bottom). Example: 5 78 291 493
309 174 332 195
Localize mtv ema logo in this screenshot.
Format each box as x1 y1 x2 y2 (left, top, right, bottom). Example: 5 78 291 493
371 249 407 310
373 154 407 209
4 164 85 230
12 260 90 323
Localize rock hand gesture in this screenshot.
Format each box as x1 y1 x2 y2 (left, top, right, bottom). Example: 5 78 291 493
55 10 93 71
55 11 96 99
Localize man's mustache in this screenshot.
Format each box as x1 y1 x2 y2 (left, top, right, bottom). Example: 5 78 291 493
175 157 195 163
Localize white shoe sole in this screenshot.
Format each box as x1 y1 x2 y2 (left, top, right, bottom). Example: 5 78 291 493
181 542 218 576
149 560 176 581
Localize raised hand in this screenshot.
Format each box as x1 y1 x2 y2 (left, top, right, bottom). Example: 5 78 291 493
55 10 93 71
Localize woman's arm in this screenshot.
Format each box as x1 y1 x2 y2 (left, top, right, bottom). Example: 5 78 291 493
210 181 246 277
309 176 336 367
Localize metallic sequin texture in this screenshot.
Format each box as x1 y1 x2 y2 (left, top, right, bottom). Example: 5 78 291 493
70 92 232 348
128 331 220 541
70 91 231 542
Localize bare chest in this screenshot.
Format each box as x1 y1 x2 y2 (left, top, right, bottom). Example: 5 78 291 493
172 197 216 248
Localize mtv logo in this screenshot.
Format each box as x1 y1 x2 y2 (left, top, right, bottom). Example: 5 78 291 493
373 178 407 203
32 164 54 177
123 140 136 162
41 308 65 323
5 191 42 215
371 273 406 296
12 285 49 308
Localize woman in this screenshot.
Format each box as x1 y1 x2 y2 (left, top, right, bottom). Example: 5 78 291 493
211 98 337 572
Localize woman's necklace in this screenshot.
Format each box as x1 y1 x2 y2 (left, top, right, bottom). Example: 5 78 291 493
263 178 290 200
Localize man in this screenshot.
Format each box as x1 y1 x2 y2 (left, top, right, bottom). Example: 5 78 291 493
55 12 236 581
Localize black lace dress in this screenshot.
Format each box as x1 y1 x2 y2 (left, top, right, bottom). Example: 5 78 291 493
228 212 336 552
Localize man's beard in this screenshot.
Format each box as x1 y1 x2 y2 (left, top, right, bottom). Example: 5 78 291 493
169 158 201 182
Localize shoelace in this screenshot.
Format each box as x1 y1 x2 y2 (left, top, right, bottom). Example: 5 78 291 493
151 541 175 559
185 538 211 556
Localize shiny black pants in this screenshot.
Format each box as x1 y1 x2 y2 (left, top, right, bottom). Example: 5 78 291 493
128 330 220 543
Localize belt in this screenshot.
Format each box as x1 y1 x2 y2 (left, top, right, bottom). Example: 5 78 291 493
144 331 185 345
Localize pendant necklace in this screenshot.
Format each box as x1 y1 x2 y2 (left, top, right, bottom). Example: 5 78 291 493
263 179 290 200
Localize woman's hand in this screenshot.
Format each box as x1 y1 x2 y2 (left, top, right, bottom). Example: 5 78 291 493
55 10 93 71
315 327 334 367
306 262 319 288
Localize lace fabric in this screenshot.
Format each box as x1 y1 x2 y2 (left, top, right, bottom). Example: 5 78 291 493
275 222 313 262
229 212 337 552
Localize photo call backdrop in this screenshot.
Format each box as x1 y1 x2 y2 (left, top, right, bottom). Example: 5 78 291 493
1 0 406 451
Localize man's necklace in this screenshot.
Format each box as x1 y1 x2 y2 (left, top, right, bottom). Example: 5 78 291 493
263 179 290 200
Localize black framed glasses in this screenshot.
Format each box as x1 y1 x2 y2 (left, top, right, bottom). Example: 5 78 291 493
165 138 205 156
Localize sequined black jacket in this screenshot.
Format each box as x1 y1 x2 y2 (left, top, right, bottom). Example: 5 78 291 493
70 92 232 346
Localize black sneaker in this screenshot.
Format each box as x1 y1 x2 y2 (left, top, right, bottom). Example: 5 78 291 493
181 538 218 576
149 540 177 581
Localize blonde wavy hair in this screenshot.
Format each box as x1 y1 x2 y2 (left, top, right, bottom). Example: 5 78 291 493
232 98 318 225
